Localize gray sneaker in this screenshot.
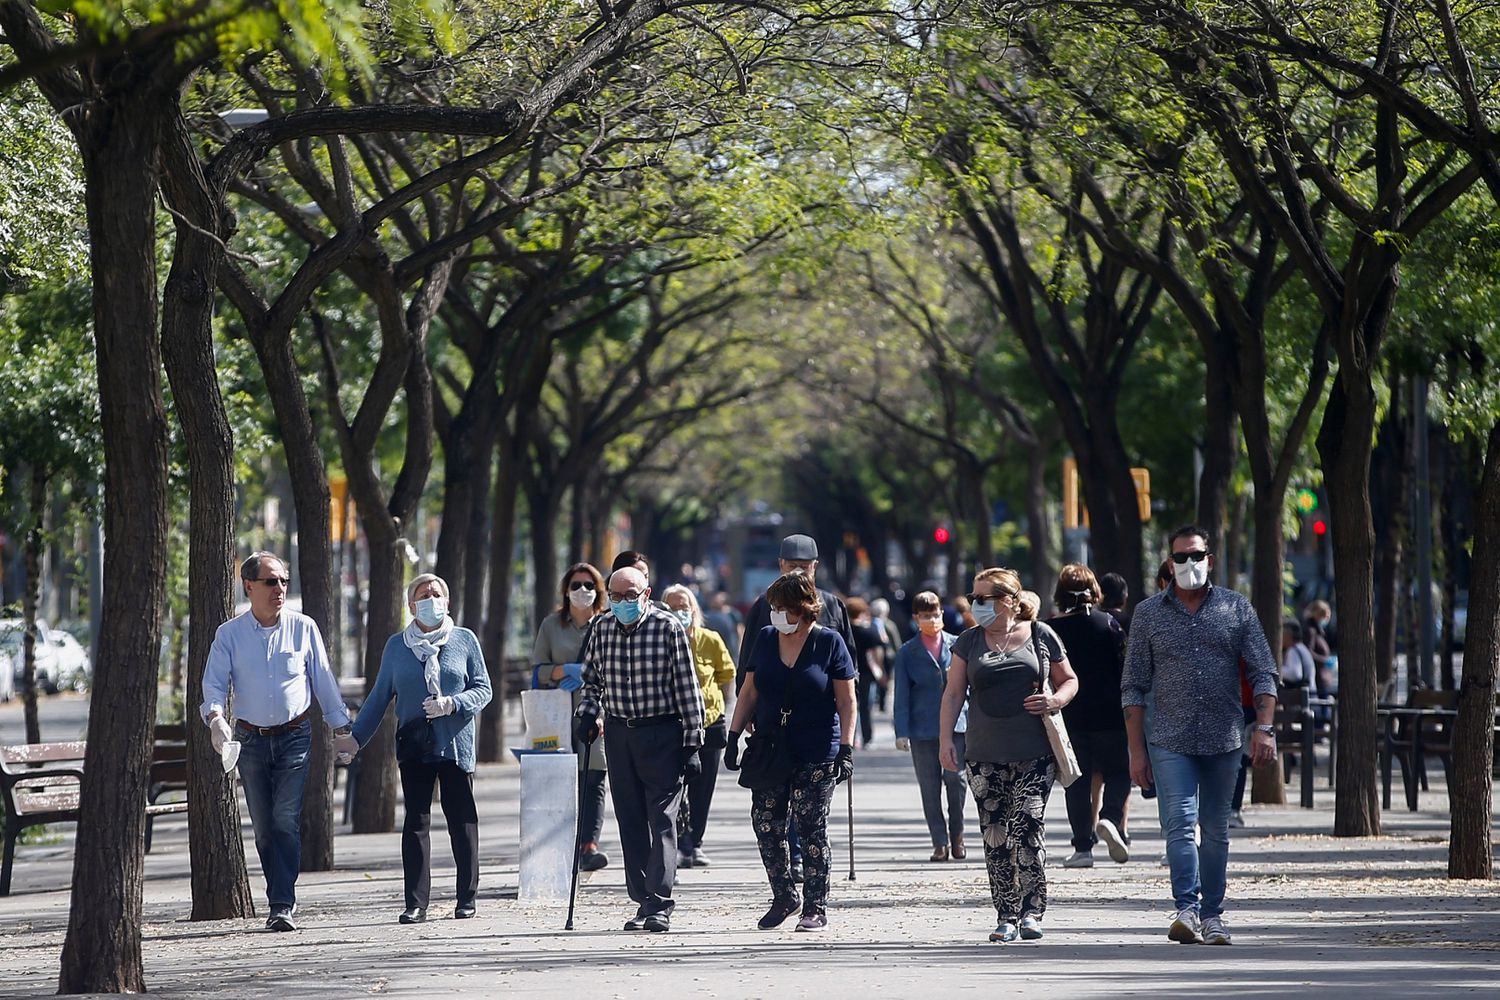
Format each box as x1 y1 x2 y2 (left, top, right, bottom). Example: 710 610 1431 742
1169 908 1202 944
691 848 711 867
1202 915 1232 945
1063 850 1094 868
1095 819 1130 863
1019 915 1043 940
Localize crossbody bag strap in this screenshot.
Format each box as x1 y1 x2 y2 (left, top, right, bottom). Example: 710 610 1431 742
1031 624 1049 694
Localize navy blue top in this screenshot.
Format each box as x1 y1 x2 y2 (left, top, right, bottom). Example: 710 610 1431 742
746 624 856 764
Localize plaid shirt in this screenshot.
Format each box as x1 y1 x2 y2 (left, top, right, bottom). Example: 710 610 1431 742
577 603 705 748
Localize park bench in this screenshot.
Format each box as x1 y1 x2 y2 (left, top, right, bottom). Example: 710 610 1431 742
1275 685 1317 808
1 739 191 896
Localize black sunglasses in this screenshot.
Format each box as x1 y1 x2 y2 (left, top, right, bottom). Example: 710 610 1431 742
568 580 596 591
966 591 1015 605
1170 551 1209 565
255 576 290 588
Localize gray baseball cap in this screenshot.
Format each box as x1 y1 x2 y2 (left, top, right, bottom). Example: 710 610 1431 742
779 534 819 561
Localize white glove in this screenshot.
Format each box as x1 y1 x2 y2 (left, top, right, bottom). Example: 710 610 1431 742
895 737 911 752
423 695 456 720
333 732 359 764
209 716 234 754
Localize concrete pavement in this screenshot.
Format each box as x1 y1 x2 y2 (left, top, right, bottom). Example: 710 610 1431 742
1 696 1496 999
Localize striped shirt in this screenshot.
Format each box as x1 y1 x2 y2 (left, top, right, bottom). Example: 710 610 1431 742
1121 584 1277 755
578 603 705 748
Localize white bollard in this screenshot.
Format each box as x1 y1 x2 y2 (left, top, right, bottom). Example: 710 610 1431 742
518 752 578 902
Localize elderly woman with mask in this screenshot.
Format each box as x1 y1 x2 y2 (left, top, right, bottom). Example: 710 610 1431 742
351 574 492 924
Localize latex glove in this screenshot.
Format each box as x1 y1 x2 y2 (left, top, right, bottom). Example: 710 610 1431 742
724 730 742 770
894 736 911 752
422 695 456 720
209 716 234 754
832 744 854 785
575 712 600 746
682 746 702 778
333 732 359 764
559 662 585 693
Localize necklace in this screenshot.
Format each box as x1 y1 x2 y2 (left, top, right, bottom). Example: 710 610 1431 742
987 618 1023 656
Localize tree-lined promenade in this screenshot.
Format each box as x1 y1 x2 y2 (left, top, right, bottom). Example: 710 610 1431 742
1 1 1497 992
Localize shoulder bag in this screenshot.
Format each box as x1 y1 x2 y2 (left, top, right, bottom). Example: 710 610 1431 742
737 706 796 790
1032 625 1082 787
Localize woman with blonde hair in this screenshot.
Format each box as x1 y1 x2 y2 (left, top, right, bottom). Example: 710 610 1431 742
940 567 1078 943
662 584 737 867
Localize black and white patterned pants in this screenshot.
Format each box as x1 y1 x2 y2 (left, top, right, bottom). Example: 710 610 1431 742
967 756 1055 923
751 760 837 913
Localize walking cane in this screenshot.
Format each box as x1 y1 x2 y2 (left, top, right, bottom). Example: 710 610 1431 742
846 770 856 881
564 737 593 931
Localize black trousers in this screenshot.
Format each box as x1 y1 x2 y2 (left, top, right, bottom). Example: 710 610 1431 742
677 720 727 851
604 720 685 917
399 759 479 910
1063 729 1130 852
579 768 608 847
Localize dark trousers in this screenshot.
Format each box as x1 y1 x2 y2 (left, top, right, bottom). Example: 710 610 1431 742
752 760 838 913
910 734 967 847
580 768 607 847
1063 729 1130 852
604 720 685 917
856 671 875 745
677 729 725 852
399 759 479 910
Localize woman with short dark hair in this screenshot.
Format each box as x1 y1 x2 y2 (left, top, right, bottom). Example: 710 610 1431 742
726 572 856 931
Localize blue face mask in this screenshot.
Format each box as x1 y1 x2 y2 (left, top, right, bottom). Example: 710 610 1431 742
414 596 447 627
673 610 694 629
610 596 645 625
970 601 998 627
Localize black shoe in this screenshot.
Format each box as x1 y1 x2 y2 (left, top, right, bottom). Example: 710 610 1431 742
624 914 649 931
790 861 805 883
758 897 801 930
266 905 297 932
455 904 477 920
795 911 828 932
580 847 609 873
643 912 671 933
399 907 427 924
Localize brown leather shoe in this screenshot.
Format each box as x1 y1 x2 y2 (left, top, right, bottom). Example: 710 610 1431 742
930 845 949 862
950 834 967 860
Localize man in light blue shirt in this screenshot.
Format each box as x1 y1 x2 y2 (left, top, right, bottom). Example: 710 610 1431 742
201 551 357 931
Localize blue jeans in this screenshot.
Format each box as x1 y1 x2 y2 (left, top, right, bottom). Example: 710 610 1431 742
236 719 312 908
910 734 967 847
1148 744 1240 919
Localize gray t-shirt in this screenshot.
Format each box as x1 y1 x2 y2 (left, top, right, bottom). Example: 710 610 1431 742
952 622 1065 764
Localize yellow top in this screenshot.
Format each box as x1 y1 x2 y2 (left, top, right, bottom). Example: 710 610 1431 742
690 626 736 726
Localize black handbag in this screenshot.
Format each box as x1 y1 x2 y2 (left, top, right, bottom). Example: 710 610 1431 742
737 707 795 790
395 717 436 763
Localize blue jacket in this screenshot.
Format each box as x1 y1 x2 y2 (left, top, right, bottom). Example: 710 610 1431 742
352 627 492 772
892 633 967 740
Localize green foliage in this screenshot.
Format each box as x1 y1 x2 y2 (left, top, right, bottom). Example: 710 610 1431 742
0 85 85 291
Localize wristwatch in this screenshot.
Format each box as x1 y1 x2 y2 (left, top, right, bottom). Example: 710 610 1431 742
1253 724 1275 735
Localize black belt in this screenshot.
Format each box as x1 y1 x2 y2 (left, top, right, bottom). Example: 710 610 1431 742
236 708 311 737
607 714 680 729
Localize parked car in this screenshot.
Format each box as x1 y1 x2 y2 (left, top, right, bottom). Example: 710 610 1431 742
47 625 91 691
0 648 12 702
1 620 62 694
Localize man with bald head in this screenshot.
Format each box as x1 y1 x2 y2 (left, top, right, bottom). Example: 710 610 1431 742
575 565 705 932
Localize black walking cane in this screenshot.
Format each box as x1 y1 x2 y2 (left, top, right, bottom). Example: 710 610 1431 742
846 771 856 881
564 737 593 931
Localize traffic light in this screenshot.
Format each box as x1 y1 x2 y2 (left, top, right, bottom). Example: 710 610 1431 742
1296 488 1320 513
933 526 951 545
1312 519 1328 536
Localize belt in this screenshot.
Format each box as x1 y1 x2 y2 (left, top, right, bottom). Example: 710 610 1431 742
606 714 680 729
236 708 312 737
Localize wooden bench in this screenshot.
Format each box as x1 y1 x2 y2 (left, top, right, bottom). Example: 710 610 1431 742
1 741 190 896
1275 686 1317 808
146 724 189 853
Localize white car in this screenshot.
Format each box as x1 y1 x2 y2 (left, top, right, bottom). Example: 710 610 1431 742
46 626 91 691
0 649 12 702
1 620 62 695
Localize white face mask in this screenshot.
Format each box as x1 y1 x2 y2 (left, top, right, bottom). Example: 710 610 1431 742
1173 556 1209 591
770 610 799 635
568 586 597 609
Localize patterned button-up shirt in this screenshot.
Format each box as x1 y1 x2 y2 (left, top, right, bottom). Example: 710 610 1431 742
1121 584 1277 755
578 603 705 748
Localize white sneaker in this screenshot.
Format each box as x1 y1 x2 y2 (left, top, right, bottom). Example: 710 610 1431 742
1096 819 1130 863
1168 908 1202 944
1159 853 1170 867
1227 811 1245 829
1063 850 1094 868
691 848 711 867
1201 915 1231 945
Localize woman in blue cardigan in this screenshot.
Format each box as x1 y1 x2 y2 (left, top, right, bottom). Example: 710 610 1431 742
892 590 969 862
352 573 492 923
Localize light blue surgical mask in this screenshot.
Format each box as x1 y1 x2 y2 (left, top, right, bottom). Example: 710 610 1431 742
970 601 997 628
414 596 448 628
673 610 694 629
610 596 645 625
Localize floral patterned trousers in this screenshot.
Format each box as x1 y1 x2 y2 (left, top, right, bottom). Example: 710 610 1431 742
751 760 837 914
967 756 1055 923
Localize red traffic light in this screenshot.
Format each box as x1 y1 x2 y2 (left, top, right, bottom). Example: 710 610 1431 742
933 527 951 545
1312 519 1328 536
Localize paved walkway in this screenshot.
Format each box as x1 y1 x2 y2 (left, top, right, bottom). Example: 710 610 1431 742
1 697 1496 998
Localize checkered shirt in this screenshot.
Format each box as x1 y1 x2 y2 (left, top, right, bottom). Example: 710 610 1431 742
577 603 705 748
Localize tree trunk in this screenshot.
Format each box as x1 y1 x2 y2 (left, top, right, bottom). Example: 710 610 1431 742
1221 487 1247 597
1372 377 1411 693
1318 375 1382 837
462 439 494 626
434 396 496 618
530 485 563 635
1198 348 1237 573
58 101 169 995
1247 498 1286 805
158 127 256 916
478 437 523 762
350 519 402 832
21 465 44 746
1024 444 1053 607
1447 418 1499 879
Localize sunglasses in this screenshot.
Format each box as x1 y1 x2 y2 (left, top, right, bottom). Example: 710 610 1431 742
1170 551 1209 565
966 591 1015 605
255 577 290 588
568 580 596 592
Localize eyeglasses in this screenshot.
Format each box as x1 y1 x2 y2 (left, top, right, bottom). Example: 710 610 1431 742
255 577 289 589
568 580 596 592
966 591 1014 605
609 590 644 602
1170 551 1210 565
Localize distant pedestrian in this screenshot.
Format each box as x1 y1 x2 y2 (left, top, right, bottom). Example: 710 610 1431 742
1123 526 1278 946
702 591 744 659
726 572 856 932
662 585 737 868
892 590 968 862
846 596 886 748
201 551 358 931
1100 572 1130 633
1280 621 1313 689
351 574 493 923
1046 565 1131 869
531 562 611 873
870 597 903 710
574 566 705 933
940 567 1078 943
